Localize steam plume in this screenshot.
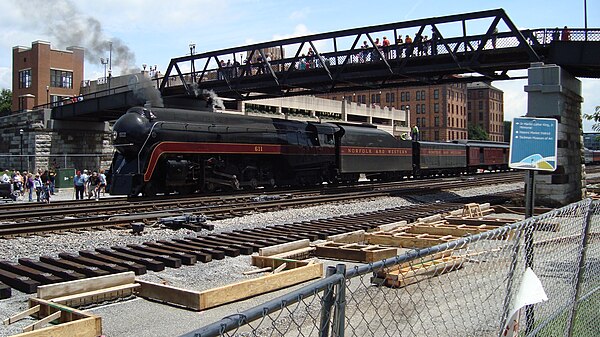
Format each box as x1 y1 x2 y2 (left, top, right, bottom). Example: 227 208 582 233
16 0 137 75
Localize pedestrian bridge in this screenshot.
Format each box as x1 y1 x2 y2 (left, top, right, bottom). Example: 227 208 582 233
51 8 600 121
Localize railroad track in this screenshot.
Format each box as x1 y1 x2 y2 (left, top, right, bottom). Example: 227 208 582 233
0 172 523 237
0 193 513 296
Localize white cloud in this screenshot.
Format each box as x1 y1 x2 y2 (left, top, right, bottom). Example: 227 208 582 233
289 8 310 21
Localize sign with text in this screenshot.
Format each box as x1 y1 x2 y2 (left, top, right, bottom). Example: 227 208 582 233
509 117 558 171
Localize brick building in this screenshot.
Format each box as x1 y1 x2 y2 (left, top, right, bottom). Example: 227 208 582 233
318 83 469 141
12 41 84 112
467 82 504 142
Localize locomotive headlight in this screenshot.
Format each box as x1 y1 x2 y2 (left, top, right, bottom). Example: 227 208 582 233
112 131 118 141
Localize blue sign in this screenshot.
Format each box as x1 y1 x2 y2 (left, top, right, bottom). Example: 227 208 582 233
509 117 558 171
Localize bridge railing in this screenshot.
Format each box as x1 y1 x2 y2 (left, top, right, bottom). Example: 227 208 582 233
160 8 600 98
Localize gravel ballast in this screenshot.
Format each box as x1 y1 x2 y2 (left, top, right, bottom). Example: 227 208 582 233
0 178 530 337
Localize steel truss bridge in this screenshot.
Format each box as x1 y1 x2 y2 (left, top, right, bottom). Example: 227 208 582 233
51 8 600 121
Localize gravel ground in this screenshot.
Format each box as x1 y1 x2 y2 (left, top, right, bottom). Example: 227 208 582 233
1 173 582 337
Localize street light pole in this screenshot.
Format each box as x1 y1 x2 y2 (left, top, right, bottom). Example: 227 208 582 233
189 43 196 82
108 41 113 91
19 129 24 171
46 86 49 106
584 0 588 41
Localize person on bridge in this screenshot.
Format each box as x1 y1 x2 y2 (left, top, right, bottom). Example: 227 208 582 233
561 26 570 41
382 36 391 59
404 35 413 56
552 28 560 41
411 125 420 141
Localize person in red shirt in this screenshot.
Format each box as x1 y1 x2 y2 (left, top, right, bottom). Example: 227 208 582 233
382 36 391 59
561 26 570 41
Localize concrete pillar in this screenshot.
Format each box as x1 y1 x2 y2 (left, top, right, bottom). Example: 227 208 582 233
524 63 585 207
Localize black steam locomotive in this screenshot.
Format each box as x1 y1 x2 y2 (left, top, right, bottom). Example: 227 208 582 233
108 106 508 196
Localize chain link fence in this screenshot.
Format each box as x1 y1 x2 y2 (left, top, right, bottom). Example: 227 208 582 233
183 198 599 337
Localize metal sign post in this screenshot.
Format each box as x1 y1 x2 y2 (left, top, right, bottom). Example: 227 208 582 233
508 117 558 334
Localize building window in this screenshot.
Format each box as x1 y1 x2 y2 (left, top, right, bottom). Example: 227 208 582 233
406 92 410 101
421 104 425 114
434 130 440 141
50 69 73 88
467 102 471 110
434 103 439 113
434 116 440 126
386 93 395 103
478 90 483 98
19 69 31 89
433 89 439 99
361 95 366 104
390 93 395 102
468 112 472 121
415 91 420 101
421 117 426 127
421 90 425 100
401 92 406 102
479 112 484 120
478 101 483 110
416 104 421 114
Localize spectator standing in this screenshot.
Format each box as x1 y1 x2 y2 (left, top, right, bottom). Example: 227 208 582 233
25 173 34 202
33 174 43 202
561 26 570 41
404 35 413 56
552 27 560 41
382 36 391 59
99 169 107 196
1 170 9 183
48 171 56 195
396 36 404 58
74 170 85 200
411 125 420 141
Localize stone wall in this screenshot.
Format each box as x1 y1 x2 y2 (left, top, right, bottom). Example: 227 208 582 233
0 109 112 173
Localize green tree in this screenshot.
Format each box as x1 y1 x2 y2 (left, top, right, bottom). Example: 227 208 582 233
0 89 11 115
583 106 600 131
468 124 489 140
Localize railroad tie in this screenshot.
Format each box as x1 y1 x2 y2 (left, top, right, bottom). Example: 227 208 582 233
0 261 63 285
39 256 110 277
111 246 182 268
127 244 197 265
18 258 86 281
77 250 147 275
95 248 166 272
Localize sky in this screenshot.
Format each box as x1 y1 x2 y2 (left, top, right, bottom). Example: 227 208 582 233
0 0 598 129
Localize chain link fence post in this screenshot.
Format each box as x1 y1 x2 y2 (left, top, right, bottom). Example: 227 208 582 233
319 266 337 337
331 264 347 337
567 199 594 337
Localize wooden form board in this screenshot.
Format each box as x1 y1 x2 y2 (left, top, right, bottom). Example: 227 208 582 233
251 256 311 270
137 263 323 311
365 232 460 248
10 298 101 337
406 223 501 237
326 230 366 243
37 272 135 299
373 255 464 288
315 242 398 263
259 239 310 257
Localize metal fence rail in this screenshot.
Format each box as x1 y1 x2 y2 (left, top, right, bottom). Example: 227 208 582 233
183 198 599 337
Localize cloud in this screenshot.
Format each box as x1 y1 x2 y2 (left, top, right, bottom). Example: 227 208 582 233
0 67 11 90
289 8 310 21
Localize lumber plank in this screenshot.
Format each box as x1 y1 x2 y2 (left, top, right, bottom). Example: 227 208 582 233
251 256 309 270
374 221 408 232
3 305 40 325
270 247 315 259
326 230 365 243
37 271 135 300
271 263 287 274
259 239 310 257
136 280 202 310
13 316 101 337
22 310 61 332
242 267 272 275
50 283 140 306
198 263 323 310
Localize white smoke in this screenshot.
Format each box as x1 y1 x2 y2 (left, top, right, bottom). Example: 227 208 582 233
189 83 225 110
127 74 164 108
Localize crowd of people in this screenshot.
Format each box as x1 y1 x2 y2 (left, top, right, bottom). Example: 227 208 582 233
73 169 107 200
0 168 107 202
1 168 55 203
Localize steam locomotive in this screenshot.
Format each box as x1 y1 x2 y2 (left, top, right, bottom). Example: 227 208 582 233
108 106 509 196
